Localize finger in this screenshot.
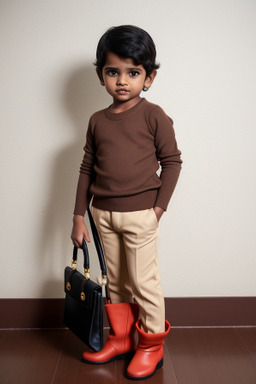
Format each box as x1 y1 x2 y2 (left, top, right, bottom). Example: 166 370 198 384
71 236 83 248
72 241 79 248
84 228 91 243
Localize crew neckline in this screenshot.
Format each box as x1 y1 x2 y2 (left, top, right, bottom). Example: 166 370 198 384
104 98 146 120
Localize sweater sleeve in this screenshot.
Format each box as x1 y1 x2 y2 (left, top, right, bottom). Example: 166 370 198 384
149 106 182 211
73 119 95 216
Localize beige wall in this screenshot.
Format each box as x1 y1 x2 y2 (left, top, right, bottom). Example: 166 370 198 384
1 0 256 298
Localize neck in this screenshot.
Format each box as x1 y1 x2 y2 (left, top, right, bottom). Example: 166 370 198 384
110 96 142 114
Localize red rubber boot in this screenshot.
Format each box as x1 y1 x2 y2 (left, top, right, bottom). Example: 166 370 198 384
82 302 139 364
126 320 171 380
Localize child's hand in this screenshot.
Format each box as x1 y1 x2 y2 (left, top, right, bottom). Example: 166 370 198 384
71 215 90 248
153 206 164 222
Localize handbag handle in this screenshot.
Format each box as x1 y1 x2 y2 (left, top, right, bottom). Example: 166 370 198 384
87 208 107 277
72 208 109 298
72 238 90 279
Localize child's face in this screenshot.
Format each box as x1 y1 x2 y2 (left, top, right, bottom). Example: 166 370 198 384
97 51 156 108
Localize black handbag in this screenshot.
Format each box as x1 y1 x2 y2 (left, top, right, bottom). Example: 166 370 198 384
64 208 109 352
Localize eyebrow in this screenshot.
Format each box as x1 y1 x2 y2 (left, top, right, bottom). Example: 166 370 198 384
104 67 143 72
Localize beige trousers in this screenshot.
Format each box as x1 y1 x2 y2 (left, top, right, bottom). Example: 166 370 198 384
91 206 165 334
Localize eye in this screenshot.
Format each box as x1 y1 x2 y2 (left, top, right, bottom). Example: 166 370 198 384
106 70 118 76
129 71 140 77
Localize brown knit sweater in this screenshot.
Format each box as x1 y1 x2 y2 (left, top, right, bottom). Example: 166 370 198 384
74 98 182 215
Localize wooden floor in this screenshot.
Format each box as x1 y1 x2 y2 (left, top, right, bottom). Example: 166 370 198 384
1 327 256 384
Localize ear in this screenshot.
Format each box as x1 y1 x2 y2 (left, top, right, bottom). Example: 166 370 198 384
96 68 105 86
143 70 157 90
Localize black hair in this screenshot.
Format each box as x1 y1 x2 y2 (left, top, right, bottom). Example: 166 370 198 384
95 25 160 76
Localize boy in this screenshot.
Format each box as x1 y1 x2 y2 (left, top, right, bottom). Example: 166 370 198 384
71 25 182 380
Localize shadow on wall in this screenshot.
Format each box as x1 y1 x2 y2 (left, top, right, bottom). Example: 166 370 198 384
38 64 109 297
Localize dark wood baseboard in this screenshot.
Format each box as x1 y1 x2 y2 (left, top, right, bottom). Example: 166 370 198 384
0 297 255 329
165 297 256 326
0 298 65 329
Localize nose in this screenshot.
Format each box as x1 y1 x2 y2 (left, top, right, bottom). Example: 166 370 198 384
116 73 128 86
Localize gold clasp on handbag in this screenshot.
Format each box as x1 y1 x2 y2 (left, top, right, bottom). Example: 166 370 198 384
80 292 86 301
101 274 108 286
71 259 77 269
66 282 71 291
84 268 90 280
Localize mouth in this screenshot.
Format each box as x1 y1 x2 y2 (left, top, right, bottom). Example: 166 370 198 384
116 89 130 95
